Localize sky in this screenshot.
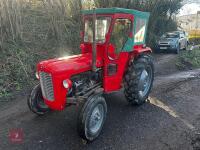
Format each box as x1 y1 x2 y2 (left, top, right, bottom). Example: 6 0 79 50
178 3 200 16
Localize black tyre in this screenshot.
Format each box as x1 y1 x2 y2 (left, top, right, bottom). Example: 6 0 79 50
77 94 107 141
175 44 180 54
154 48 159 54
124 54 154 105
184 42 188 50
27 84 50 115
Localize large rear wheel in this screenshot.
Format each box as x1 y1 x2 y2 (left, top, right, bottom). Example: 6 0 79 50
124 54 154 105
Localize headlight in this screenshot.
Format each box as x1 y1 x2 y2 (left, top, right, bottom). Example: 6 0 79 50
63 79 72 89
170 42 175 45
170 40 176 45
35 72 39 79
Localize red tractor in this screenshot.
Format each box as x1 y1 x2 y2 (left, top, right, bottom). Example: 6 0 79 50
28 8 154 141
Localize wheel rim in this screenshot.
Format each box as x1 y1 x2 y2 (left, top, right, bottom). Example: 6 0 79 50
138 67 152 98
88 104 104 134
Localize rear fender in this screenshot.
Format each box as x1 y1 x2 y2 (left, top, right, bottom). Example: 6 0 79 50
133 46 152 58
126 46 152 69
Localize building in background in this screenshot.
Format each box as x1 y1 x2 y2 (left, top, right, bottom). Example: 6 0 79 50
177 11 200 38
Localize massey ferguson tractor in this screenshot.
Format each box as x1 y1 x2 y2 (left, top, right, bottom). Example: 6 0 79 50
28 8 154 141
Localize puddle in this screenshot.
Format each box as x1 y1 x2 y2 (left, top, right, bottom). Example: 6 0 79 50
155 69 200 80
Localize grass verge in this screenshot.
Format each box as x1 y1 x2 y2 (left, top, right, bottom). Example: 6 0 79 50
176 47 200 70
0 41 76 100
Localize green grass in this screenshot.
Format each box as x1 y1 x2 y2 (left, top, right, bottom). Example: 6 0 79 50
176 48 200 70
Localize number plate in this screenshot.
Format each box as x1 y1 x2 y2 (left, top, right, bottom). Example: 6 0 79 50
160 47 167 50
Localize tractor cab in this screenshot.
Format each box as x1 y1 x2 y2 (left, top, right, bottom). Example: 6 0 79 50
81 8 151 92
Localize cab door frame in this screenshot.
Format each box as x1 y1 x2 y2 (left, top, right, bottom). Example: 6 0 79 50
103 13 134 93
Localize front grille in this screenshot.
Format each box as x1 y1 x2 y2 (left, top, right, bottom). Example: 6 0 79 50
39 72 54 101
159 42 169 45
159 44 170 47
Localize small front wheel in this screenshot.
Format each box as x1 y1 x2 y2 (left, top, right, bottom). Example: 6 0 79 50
27 84 50 115
77 94 107 141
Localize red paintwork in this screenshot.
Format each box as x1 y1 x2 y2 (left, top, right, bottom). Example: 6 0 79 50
133 45 152 57
36 13 152 110
103 13 133 92
103 52 130 92
37 53 103 110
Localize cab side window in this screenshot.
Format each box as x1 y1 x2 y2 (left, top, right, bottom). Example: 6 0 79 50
110 19 132 55
134 18 146 43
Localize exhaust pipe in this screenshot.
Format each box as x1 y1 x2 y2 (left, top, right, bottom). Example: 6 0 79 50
92 8 97 72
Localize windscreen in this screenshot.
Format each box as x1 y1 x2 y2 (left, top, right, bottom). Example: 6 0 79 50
163 33 179 38
84 17 111 43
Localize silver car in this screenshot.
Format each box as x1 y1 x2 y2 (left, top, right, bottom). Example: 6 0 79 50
156 32 188 54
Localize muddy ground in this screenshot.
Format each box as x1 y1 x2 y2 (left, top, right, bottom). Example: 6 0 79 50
0 54 200 150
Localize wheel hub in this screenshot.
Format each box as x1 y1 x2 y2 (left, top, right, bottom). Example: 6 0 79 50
89 104 104 134
138 69 151 97
139 70 148 90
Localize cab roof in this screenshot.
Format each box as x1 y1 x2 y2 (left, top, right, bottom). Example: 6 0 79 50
82 7 150 19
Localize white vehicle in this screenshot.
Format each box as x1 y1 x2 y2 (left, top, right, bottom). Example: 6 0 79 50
156 31 188 54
